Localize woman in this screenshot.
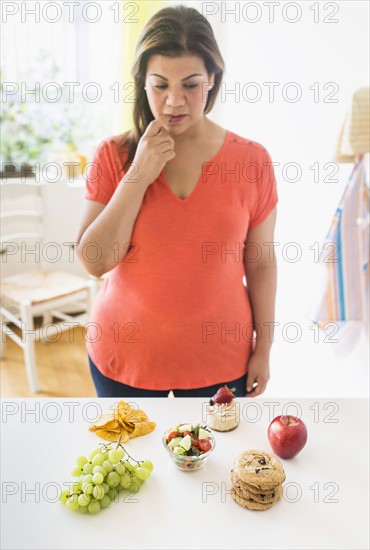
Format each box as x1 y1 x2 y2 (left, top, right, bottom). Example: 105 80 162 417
76 5 278 398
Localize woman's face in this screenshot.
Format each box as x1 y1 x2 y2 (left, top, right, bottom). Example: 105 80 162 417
144 54 215 135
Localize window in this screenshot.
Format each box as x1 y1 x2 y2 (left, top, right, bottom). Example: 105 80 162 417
1 1 123 167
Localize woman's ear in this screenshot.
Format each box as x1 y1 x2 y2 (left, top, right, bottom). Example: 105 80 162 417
207 74 215 91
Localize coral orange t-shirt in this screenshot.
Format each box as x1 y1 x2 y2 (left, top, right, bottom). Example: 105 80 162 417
84 129 278 390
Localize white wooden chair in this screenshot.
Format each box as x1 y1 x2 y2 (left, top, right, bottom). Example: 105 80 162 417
0 178 98 392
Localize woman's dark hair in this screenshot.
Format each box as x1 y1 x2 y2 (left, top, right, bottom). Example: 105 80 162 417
119 4 225 171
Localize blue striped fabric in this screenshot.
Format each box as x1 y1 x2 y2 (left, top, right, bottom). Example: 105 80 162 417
311 155 369 326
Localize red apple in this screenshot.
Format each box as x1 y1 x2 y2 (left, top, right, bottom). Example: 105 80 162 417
267 415 308 459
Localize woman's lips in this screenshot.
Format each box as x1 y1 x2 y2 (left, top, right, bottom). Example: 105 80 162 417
167 115 187 124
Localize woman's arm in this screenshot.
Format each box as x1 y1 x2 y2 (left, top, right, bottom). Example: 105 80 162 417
75 170 151 278
76 115 175 277
244 207 277 396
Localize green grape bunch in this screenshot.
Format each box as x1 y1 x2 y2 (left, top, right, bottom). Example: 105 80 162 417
59 437 154 515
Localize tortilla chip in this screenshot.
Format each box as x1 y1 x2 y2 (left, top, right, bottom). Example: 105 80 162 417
116 401 148 425
129 409 148 422
89 412 117 430
93 412 116 425
116 401 134 417
90 400 156 442
119 412 148 429
129 421 156 439
118 427 131 443
89 421 120 433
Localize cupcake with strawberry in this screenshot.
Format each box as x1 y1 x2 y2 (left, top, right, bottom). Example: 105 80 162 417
206 385 240 432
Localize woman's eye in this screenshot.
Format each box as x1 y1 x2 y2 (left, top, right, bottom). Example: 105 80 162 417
153 84 199 90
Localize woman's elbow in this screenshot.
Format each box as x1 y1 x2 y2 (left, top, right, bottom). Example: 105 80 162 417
76 244 106 278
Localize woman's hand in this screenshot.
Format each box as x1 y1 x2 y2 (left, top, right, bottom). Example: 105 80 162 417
132 114 176 186
245 352 270 397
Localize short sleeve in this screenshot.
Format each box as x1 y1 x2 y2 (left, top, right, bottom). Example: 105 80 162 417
84 139 121 205
249 148 278 227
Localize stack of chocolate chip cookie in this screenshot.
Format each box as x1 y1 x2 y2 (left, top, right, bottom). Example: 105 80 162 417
231 450 286 510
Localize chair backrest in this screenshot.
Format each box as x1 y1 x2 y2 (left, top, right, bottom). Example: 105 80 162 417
1 178 46 277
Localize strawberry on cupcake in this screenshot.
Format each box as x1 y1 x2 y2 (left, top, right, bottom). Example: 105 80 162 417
206 385 240 432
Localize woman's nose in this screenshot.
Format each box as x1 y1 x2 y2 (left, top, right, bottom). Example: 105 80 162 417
165 88 185 107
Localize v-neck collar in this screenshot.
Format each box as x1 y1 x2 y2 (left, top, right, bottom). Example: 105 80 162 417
159 129 230 203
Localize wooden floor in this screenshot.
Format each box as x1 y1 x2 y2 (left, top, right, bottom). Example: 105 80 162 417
1 329 96 397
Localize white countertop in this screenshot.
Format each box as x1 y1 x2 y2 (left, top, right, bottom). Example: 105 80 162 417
1 398 368 550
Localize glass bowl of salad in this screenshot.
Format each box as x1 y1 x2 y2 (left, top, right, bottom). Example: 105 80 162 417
162 422 216 471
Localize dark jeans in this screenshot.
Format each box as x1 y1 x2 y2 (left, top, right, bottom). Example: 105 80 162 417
88 354 248 398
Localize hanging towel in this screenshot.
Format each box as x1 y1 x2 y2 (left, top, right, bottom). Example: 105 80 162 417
334 87 370 162
309 156 369 336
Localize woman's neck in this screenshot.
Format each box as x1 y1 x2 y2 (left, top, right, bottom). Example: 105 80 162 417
171 116 214 148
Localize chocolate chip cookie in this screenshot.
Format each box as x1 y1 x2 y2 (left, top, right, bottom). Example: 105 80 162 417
234 450 286 487
231 470 281 504
231 487 282 511
230 450 286 511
